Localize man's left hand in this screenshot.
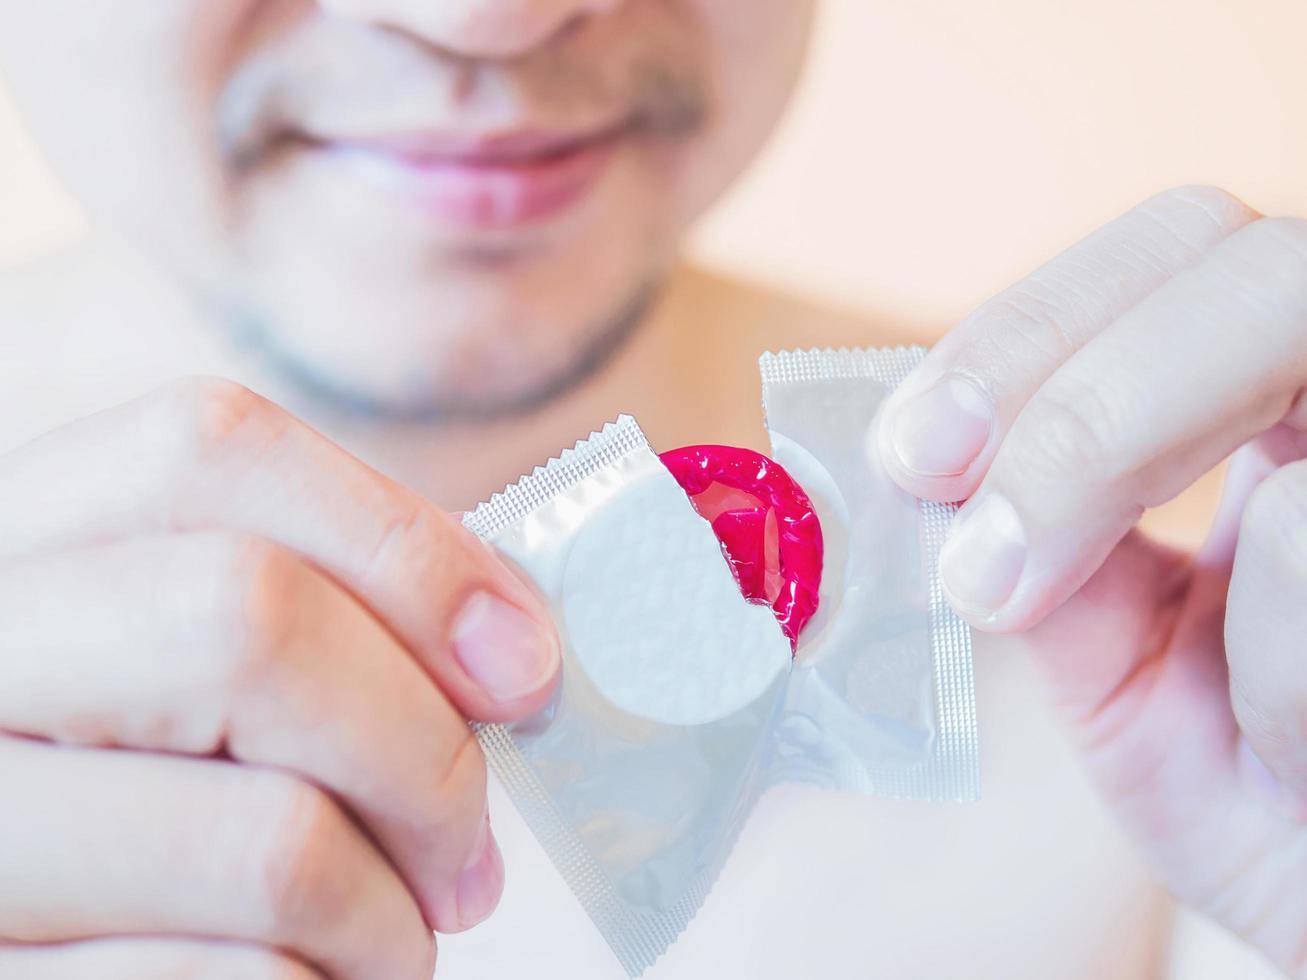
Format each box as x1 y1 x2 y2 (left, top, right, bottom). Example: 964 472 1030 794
880 185 1307 977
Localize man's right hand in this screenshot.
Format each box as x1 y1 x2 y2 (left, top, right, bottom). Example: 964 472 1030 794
0 378 561 980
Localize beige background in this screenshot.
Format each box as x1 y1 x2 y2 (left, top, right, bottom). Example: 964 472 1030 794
2 2 1302 977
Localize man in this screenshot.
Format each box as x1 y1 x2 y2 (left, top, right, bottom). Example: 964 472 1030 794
0 2 1304 978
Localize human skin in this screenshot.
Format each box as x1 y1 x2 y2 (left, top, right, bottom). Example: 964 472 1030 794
0 0 811 418
879 186 1307 978
0 374 579 980
0 2 820 978
0 3 1300 980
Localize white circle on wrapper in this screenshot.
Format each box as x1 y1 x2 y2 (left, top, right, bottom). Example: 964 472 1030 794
561 471 792 727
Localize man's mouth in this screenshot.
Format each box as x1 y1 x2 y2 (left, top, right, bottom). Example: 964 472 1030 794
297 120 632 230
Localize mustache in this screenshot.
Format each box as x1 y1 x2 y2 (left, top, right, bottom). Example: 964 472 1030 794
215 21 708 171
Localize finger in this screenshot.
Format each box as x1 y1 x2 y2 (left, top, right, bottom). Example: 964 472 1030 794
1225 457 1307 811
1016 448 1307 973
0 736 436 980
1014 433 1283 761
0 378 559 721
0 532 502 933
878 185 1258 501
0 938 326 980
936 213 1307 629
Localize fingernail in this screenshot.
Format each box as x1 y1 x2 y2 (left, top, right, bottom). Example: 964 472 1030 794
452 591 560 703
890 376 994 477
456 809 504 929
939 494 1027 615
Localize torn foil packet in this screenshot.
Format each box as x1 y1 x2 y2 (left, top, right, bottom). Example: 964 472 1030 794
463 346 978 976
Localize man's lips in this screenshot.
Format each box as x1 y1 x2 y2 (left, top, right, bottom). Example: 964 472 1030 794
301 122 630 229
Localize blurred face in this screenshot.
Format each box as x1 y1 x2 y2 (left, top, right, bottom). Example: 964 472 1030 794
0 2 813 416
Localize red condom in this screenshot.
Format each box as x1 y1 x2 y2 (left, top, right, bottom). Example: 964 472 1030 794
659 445 823 651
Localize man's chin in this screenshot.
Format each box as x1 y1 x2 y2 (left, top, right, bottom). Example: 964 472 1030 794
216 280 661 424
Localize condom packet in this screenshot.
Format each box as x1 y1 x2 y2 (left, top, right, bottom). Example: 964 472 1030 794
463 346 977 976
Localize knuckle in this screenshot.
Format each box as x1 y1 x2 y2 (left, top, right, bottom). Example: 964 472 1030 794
265 960 326 980
1008 381 1123 485
148 376 285 468
1259 214 1307 259
151 534 313 754
253 776 354 933
1255 216 1307 297
193 956 320 980
207 535 314 687
275 965 325 980
973 286 1079 372
1225 217 1307 323
237 542 314 679
429 725 487 835
1141 185 1256 242
361 496 456 587
237 950 326 980
144 945 322 980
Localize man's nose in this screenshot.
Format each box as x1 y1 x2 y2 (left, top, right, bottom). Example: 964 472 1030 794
317 0 620 60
